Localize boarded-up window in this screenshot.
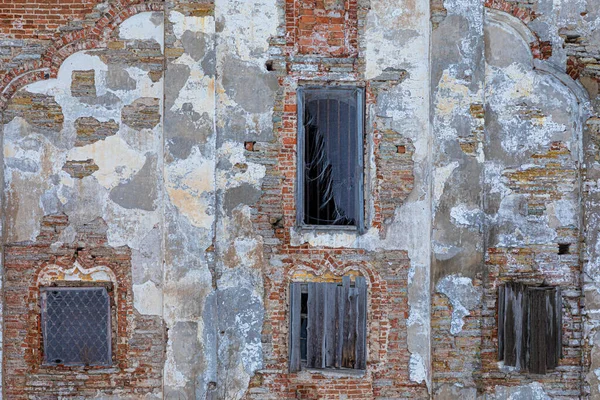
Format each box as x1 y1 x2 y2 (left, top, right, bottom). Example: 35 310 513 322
41 287 112 366
497 283 562 374
289 276 367 372
297 87 365 230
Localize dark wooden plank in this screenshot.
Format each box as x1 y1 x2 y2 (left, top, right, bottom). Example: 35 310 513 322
336 284 345 368
355 276 367 370
306 283 326 368
527 287 547 374
504 282 527 369
503 283 516 367
307 282 317 368
342 278 358 368
545 288 557 369
324 283 337 368
498 284 505 361
519 283 528 370
288 282 302 372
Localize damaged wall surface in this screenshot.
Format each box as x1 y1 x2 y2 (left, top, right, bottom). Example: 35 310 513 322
0 0 598 399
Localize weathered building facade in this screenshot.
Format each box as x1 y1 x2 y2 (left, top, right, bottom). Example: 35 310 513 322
0 0 599 398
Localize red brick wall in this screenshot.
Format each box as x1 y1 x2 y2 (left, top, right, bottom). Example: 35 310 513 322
0 0 101 40
286 0 358 57
243 1 427 397
479 248 583 398
431 277 483 391
3 215 165 399
0 1 163 109
246 250 427 399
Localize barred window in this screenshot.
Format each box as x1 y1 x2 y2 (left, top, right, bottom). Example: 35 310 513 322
288 276 367 372
297 86 365 231
41 287 112 366
498 283 562 374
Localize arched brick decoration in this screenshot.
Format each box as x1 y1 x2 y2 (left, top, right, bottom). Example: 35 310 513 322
0 1 163 109
484 1 552 60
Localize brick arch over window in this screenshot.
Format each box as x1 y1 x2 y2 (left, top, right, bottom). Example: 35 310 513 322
0 1 163 109
31 259 122 367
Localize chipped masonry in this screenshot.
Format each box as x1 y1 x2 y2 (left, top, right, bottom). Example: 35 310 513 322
0 0 599 399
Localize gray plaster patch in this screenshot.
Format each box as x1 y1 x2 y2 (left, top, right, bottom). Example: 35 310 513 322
485 22 533 68
201 47 217 76
106 66 137 91
492 382 551 400
222 183 262 215
109 154 158 211
165 111 213 160
78 92 121 109
6 158 39 173
204 287 264 400
150 12 163 27
165 63 190 111
221 55 278 114
436 274 482 335
61 177 108 228
169 321 204 397
181 30 209 62
435 384 477 400
132 226 162 285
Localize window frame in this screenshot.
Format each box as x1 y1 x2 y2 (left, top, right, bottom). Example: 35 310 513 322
40 285 113 367
288 276 368 373
296 85 366 232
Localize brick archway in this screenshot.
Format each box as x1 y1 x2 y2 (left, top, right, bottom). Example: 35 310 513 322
0 1 163 109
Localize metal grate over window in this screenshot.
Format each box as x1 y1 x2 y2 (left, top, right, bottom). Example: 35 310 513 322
297 87 365 230
41 287 112 366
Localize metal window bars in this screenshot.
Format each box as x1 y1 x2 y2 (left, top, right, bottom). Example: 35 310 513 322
40 287 112 366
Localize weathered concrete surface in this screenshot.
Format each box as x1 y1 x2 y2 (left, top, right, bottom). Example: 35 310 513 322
0 0 599 398
1 10 167 398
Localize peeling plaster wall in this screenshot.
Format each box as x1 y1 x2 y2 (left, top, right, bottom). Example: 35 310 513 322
431 1 593 398
430 0 486 393
1 10 167 398
1 0 599 398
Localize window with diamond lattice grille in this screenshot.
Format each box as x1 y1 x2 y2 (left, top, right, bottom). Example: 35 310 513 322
40 287 112 366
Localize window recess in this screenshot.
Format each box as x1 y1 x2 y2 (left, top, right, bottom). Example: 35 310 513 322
296 86 365 231
41 287 112 366
289 276 367 372
498 282 562 374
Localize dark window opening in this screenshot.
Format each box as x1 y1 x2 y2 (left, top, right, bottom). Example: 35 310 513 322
498 282 562 374
297 87 364 230
41 287 112 366
558 243 570 255
289 276 367 372
300 291 308 361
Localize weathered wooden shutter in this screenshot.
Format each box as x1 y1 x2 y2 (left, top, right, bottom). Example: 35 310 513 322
527 287 548 374
498 282 527 369
307 282 325 368
498 283 562 374
527 286 562 373
355 276 367 370
301 277 368 370
289 282 302 372
324 283 338 368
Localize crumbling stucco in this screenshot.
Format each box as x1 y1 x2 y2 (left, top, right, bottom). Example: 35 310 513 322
1 0 599 398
